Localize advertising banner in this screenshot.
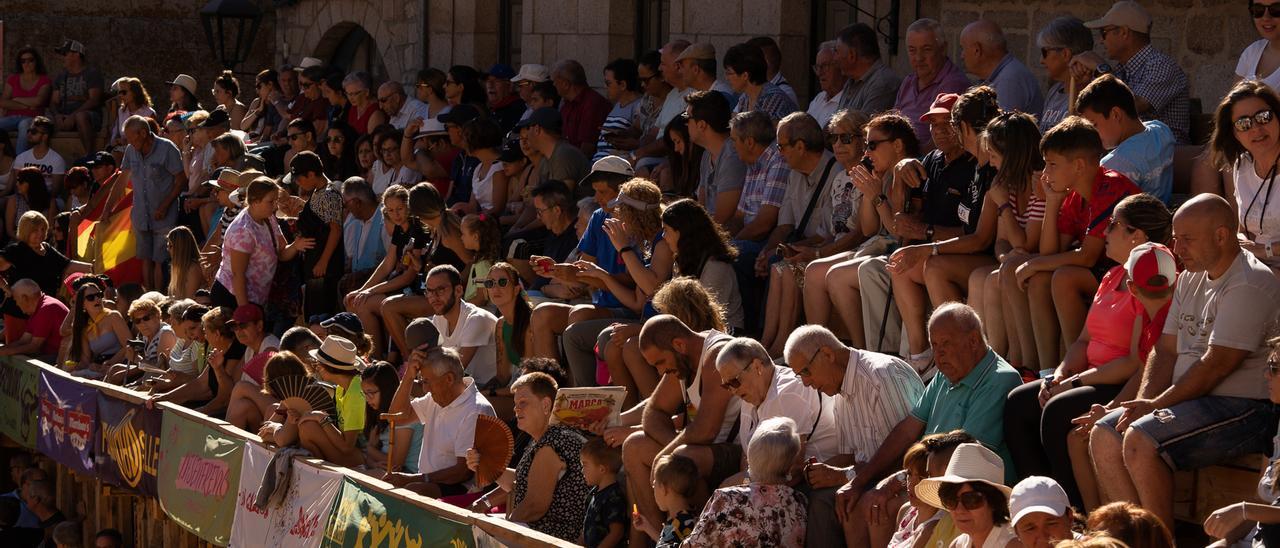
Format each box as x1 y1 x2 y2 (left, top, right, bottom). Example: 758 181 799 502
95 394 163 496
322 477 475 548
36 370 96 474
230 442 343 548
0 357 40 448
157 410 244 546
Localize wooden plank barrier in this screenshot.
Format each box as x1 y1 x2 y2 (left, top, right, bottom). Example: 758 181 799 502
12 358 573 547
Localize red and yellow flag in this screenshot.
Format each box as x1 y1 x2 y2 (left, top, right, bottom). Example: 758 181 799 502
76 171 142 285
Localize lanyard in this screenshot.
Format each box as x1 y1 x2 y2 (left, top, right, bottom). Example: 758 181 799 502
1245 150 1280 240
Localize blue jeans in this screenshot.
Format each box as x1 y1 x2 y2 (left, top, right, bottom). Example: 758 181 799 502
731 238 769 333
0 115 33 153
1098 395 1278 470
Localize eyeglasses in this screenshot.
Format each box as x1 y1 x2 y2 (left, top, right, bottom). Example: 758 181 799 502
865 138 893 152
812 62 837 74
791 349 819 377
941 490 988 511
1252 3 1280 18
638 74 657 85
287 133 306 141
380 146 399 155
482 277 513 289
1235 109 1276 132
827 133 859 146
131 313 153 323
720 362 752 390
425 285 451 297
1040 46 1066 58
1106 218 1133 233
84 293 102 302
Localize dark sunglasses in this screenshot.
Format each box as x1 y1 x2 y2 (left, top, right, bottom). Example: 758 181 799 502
720 363 751 390
827 133 859 146
131 313 153 323
1235 109 1275 132
84 293 102 302
482 278 513 289
638 75 658 85
1268 358 1280 376
865 138 892 152
941 490 988 511
1252 3 1280 18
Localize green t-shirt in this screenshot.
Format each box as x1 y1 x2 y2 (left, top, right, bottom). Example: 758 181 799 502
910 349 1023 483
334 376 367 433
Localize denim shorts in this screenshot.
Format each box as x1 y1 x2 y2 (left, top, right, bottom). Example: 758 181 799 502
1097 395 1278 470
135 228 170 262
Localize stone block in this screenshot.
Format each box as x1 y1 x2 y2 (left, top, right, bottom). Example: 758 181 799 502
1185 15 1224 56
684 0 741 35
608 0 637 35
475 0 501 32
940 9 981 32
669 0 684 34
578 0 609 33
430 0 454 32
982 9 1029 32
532 0 579 33
741 0 780 36
522 34 545 64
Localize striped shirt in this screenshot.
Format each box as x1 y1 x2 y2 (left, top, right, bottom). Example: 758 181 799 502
835 349 925 463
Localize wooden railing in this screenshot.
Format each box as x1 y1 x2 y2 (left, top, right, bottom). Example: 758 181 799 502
4 357 572 548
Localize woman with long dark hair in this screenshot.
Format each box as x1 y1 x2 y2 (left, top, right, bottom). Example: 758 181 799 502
361 361 423 473
660 199 742 329
167 73 201 113
651 114 703 197
486 261 531 419
444 65 488 112
66 282 130 377
321 121 360 180
0 45 51 153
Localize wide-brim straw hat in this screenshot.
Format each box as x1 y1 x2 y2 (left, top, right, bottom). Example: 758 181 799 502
914 442 1013 510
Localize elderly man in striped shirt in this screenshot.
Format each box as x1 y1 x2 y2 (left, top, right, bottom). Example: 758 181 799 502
784 324 925 548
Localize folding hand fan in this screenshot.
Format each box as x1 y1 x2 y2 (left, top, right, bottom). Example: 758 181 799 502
473 414 515 487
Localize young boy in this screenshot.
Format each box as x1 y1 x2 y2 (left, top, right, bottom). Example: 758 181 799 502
632 454 699 548
580 437 626 548
1011 115 1140 372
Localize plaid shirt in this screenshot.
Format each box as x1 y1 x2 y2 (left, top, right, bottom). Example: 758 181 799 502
735 82 799 122
738 143 791 225
1117 45 1191 144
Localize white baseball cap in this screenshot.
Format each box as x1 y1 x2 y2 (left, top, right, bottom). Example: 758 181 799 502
511 64 550 84
1009 476 1071 527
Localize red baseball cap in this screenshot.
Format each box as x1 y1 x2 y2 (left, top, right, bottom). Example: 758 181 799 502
230 303 264 324
1125 242 1177 292
920 93 961 123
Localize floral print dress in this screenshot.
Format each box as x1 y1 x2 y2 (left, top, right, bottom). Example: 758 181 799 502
510 424 590 542
683 482 807 547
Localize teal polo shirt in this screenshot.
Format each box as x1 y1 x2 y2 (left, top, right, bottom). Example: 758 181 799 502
910 349 1023 483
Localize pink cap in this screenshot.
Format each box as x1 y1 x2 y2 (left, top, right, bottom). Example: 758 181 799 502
920 93 961 123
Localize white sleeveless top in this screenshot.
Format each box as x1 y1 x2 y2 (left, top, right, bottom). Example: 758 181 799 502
680 330 741 444
472 160 499 212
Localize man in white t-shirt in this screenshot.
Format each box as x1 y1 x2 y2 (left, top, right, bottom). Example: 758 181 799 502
425 265 498 385
806 42 847 128
383 346 496 498
1089 194 1280 530
11 116 66 193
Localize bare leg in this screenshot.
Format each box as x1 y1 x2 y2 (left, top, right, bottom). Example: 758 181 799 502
1001 256 1038 370
827 259 866 349
1123 427 1175 530
1069 427 1101 511
771 270 801 356
381 294 434 358
1051 266 1098 347
1027 271 1060 372
529 303 572 359
923 253 996 304
142 258 155 291
671 444 716 479
889 261 929 356
803 251 855 327
622 431 663 547
296 420 363 467
761 265 784 350
350 293 388 358
73 111 94 157
603 335 638 408
1089 424 1139 504
621 336 659 399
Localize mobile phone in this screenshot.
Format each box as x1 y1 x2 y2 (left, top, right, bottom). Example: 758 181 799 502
533 256 555 273
860 157 874 171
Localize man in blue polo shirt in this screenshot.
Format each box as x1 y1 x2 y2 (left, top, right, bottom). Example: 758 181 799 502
832 303 1022 547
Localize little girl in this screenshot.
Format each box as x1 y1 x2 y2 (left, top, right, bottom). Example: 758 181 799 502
461 213 502 307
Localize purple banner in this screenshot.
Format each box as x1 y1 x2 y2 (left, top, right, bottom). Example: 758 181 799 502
36 371 97 475
95 394 162 496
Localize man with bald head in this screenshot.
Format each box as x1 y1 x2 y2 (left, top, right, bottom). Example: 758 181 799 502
959 19 1043 116
621 314 739 546
1087 194 1280 530
833 303 1021 547
378 81 429 130
0 279 67 361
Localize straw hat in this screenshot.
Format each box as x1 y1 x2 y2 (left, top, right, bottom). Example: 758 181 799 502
914 443 1012 510
309 335 358 371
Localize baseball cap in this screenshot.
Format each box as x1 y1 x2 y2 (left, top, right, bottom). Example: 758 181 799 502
289 151 327 179
199 107 231 128
920 93 961 122
297 57 324 70
498 139 524 163
1125 242 1177 292
488 63 517 80
1085 1 1153 34
230 303 264 325
404 318 439 352
438 103 481 126
514 107 563 132
54 39 86 56
86 151 117 168
320 312 364 338
675 43 716 62
511 64 550 84
1010 476 1071 527
580 155 635 189
167 74 198 97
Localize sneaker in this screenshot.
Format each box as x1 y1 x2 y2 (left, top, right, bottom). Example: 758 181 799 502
908 349 935 379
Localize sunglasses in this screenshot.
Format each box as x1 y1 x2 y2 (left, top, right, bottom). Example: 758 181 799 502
1040 46 1066 58
1252 3 1280 18
482 278 513 289
638 74 657 85
720 363 751 390
84 293 102 302
131 313 153 323
1235 109 1276 132
941 490 988 511
827 133 859 146
865 138 892 152
1106 218 1133 233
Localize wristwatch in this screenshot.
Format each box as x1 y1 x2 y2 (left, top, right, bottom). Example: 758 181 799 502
873 194 888 207
1096 63 1113 75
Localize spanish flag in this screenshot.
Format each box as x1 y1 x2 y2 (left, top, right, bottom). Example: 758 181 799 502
75 171 143 285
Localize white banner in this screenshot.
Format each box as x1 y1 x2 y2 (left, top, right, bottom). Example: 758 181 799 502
229 443 343 548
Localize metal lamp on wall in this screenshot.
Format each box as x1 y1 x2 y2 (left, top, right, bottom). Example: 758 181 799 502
199 0 264 70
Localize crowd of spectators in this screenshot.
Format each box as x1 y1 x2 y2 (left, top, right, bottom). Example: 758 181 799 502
8 1 1280 547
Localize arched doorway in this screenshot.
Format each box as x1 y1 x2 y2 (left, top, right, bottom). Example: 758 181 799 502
313 22 389 83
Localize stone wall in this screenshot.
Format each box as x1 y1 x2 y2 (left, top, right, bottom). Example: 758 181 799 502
517 0 639 88
275 0 427 84
668 0 812 97
1 0 277 113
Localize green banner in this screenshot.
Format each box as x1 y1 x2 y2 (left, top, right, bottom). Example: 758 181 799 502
156 410 244 546
0 358 41 449
323 478 475 548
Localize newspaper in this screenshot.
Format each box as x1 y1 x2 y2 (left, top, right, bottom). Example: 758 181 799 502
548 386 627 432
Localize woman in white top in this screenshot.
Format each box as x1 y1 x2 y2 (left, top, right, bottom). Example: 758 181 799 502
915 443 1019 548
454 118 508 217
369 129 418 195
110 78 156 151
1237 0 1280 89
1212 80 1280 269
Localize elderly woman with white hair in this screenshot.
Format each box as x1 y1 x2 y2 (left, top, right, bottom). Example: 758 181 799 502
683 416 809 547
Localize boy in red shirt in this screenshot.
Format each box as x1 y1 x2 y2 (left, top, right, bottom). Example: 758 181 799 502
1011 116 1139 372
